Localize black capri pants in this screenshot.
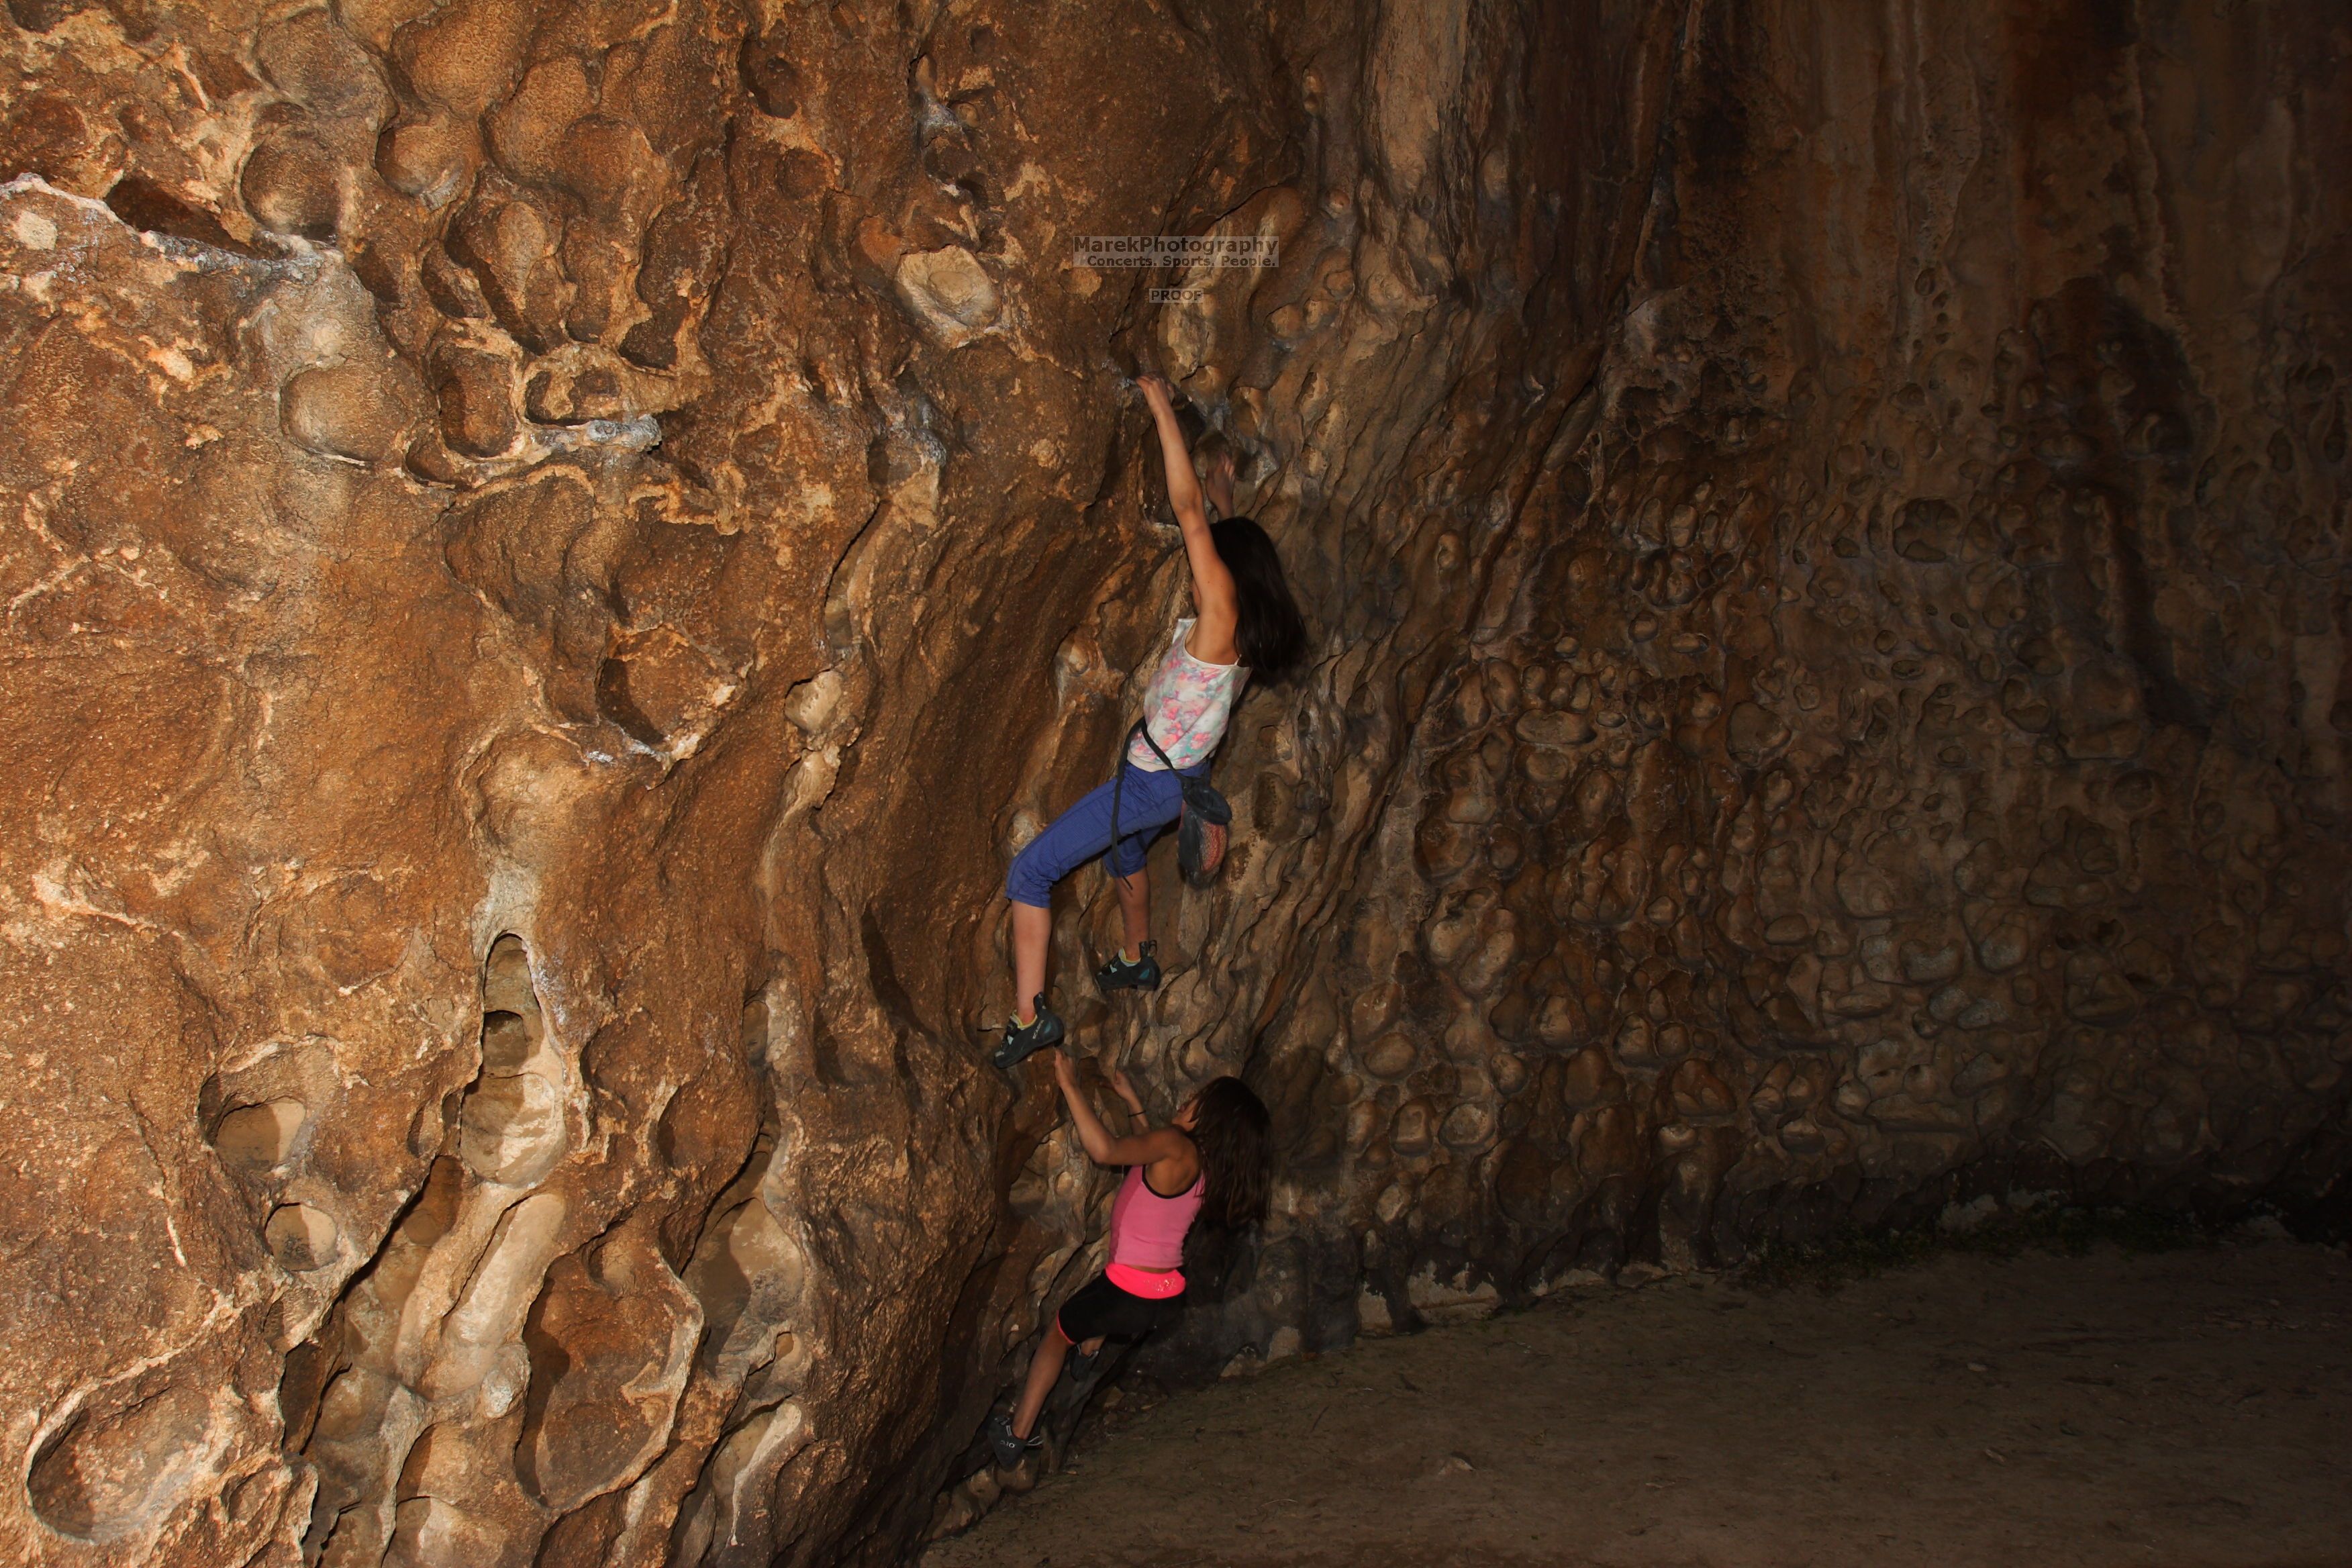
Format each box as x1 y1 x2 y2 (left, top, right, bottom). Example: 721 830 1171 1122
1055 1273 1187 1344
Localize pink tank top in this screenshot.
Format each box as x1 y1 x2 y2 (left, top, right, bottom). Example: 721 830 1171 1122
1106 1163 1204 1294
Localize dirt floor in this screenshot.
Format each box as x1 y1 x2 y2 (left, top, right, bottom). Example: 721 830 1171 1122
922 1237 2352 1568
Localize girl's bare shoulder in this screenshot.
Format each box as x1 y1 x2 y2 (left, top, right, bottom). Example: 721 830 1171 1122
1137 1126 1197 1159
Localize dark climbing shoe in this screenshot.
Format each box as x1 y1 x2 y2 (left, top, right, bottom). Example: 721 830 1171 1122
1095 940 1162 994
1067 1344 1103 1382
989 996 1065 1071
985 1412 1041 1469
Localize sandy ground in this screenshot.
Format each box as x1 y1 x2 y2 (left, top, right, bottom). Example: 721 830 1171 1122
922 1240 2352 1568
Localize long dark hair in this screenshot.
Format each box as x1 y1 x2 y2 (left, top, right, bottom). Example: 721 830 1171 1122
1212 518 1307 679
1187 1076 1272 1228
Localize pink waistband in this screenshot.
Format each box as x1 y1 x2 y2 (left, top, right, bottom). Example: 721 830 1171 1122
1106 1263 1186 1299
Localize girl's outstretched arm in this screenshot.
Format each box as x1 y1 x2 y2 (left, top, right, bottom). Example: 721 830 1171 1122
1136 375 1239 663
1108 1067 1150 1131
1054 1051 1186 1167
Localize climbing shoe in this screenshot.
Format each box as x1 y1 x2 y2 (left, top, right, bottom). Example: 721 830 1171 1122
1067 1344 1103 1382
984 1412 1041 1469
1095 940 1162 994
990 995 1065 1071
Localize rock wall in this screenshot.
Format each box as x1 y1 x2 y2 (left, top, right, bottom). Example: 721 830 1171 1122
0 1 2343 1565
1209 0 2352 1361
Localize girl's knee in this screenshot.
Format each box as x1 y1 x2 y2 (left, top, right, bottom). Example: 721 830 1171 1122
1006 866 1050 908
1006 840 1059 908
1106 832 1153 882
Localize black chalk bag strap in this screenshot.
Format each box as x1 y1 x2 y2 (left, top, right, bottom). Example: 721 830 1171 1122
1110 718 1233 887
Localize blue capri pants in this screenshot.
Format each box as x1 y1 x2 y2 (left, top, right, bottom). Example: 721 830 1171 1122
1006 759 1208 908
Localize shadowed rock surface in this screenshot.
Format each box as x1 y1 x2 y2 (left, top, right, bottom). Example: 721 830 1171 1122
0 2 2343 1565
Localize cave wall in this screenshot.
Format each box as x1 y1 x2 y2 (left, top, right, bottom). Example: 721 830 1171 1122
1222 0 2352 1344
0 1 2343 1565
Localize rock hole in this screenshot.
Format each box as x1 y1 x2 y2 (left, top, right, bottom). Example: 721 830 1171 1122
481 1011 532 1073
595 655 669 748
407 1085 464 1158
740 34 803 117
860 908 922 1043
100 175 266 257
240 135 342 240
211 1097 307 1173
482 933 540 1020
275 1336 336 1451
26 1382 213 1542
458 1072 565 1184
458 936 567 1186
620 296 689 370
266 1202 341 1271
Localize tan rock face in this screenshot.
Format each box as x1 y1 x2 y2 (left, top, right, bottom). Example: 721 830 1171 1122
0 3 2343 1564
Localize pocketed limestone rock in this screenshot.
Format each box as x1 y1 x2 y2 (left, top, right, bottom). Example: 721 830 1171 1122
281 360 420 462
266 1203 343 1271
1 5 2347 1568
516 1222 699 1512
377 112 477 206
241 132 344 239
893 245 1001 348
432 346 520 456
26 1382 228 1546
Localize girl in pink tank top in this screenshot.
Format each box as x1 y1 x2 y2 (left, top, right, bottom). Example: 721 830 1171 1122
985 1056 1272 1469
1104 1162 1202 1296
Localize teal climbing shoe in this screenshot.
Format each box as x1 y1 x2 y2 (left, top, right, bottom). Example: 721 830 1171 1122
1095 940 1162 994
990 995 1065 1071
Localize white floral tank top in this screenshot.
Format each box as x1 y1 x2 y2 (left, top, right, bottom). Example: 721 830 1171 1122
1127 618 1247 771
